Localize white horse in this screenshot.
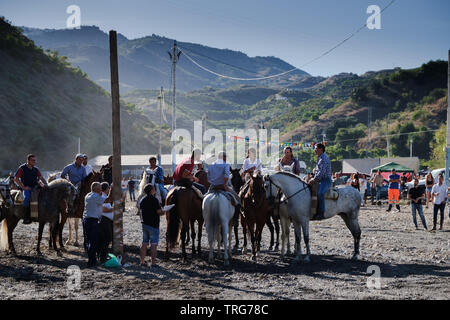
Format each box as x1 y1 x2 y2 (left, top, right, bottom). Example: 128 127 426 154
202 191 235 267
136 170 162 213
265 171 362 263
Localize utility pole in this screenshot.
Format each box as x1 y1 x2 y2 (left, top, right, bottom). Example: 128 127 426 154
367 106 372 158
386 115 390 158
410 137 413 158
446 49 450 185
109 30 123 258
202 112 208 137
78 137 80 154
157 86 163 166
168 41 181 173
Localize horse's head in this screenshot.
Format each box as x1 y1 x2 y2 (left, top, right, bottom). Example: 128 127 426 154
249 174 265 199
65 182 78 216
230 168 243 191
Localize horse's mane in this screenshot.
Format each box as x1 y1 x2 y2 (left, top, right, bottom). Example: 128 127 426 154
48 178 74 189
274 171 308 185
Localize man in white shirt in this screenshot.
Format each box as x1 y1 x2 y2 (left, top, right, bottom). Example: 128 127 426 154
82 154 93 176
98 182 114 263
431 174 448 231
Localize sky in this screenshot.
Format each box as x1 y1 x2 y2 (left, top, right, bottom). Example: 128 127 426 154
1 0 449 77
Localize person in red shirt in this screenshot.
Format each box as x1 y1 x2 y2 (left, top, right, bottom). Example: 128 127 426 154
173 149 206 194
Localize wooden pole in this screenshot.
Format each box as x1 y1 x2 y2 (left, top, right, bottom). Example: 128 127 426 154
446 50 450 185
109 30 123 257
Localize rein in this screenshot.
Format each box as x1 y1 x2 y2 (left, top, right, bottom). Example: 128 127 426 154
268 175 309 204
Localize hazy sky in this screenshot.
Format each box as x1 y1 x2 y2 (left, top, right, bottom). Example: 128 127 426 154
1 0 449 77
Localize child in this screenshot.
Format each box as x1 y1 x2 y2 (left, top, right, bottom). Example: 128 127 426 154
139 184 166 267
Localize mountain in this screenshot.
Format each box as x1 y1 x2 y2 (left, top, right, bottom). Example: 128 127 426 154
0 18 171 171
20 26 309 93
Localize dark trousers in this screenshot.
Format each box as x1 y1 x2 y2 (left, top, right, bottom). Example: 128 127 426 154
433 203 446 228
175 179 206 194
83 217 99 266
98 216 113 262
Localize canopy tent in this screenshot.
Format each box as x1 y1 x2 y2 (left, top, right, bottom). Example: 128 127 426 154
371 162 414 180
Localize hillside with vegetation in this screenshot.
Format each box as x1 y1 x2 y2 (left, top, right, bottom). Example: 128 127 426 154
0 18 171 171
21 26 309 93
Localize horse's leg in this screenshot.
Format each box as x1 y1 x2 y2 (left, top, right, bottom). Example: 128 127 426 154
301 218 311 263
249 220 257 261
59 212 68 251
292 221 303 263
51 221 62 257
265 215 274 251
241 214 248 254
74 218 80 246
65 218 72 245
339 213 362 260
180 223 187 262
48 224 53 250
190 220 196 256
280 213 289 258
274 215 280 251
256 215 266 254
37 222 45 256
7 219 19 256
222 220 230 267
197 218 203 256
233 207 239 251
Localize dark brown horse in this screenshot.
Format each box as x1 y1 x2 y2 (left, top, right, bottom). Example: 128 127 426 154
240 174 269 261
194 169 210 191
0 179 77 256
163 174 173 185
165 186 203 261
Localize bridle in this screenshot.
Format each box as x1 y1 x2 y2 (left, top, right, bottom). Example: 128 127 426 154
267 174 309 204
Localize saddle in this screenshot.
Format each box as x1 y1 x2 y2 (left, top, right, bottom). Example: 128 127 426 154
210 185 240 206
308 181 339 219
166 185 203 202
11 188 41 220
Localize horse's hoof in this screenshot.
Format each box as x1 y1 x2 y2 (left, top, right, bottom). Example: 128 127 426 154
275 245 279 252
73 242 80 247
65 239 72 246
351 254 359 261
269 246 273 251
251 255 256 262
241 248 247 255
57 251 63 257
302 256 311 264
224 259 230 267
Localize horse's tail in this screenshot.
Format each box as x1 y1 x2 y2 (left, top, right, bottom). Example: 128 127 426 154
166 191 181 248
0 219 9 251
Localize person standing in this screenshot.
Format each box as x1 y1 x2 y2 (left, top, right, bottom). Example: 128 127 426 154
308 143 332 219
83 182 111 267
139 184 168 267
408 178 427 230
100 155 113 185
425 172 434 209
431 174 448 231
98 182 114 263
82 154 93 176
372 170 384 206
128 177 136 201
387 168 401 212
349 173 360 191
14 154 47 224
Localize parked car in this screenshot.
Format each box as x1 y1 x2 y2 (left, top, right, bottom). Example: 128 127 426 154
405 168 445 191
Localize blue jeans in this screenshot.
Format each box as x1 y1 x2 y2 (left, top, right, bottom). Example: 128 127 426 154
318 178 332 214
156 183 167 202
23 187 33 207
129 189 136 201
83 217 99 266
411 202 427 229
376 186 382 201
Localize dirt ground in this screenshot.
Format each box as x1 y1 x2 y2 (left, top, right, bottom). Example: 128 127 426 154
0 199 449 300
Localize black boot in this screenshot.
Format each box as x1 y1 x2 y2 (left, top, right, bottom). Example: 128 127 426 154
396 205 401 212
23 206 32 224
386 204 392 212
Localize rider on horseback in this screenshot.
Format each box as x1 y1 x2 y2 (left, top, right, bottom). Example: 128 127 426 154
146 156 167 203
206 151 240 206
172 148 206 195
309 143 332 219
61 153 87 188
14 154 47 224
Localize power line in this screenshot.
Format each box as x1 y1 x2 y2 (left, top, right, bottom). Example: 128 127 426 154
179 0 396 81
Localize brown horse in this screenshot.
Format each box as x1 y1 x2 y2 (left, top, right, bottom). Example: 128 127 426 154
163 174 173 185
165 186 203 261
240 174 269 261
56 171 102 249
194 169 210 191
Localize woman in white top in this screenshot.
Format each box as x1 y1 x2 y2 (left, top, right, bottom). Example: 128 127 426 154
242 147 262 182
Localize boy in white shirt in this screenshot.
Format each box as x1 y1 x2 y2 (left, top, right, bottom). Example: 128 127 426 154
431 174 448 231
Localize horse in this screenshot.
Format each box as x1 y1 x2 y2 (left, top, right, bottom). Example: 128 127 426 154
165 185 203 261
60 171 102 248
202 190 235 266
230 168 244 251
265 171 362 263
240 173 269 261
195 169 210 191
0 179 77 256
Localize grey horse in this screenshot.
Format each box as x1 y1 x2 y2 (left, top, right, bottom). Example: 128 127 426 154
265 171 361 263
0 179 77 256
